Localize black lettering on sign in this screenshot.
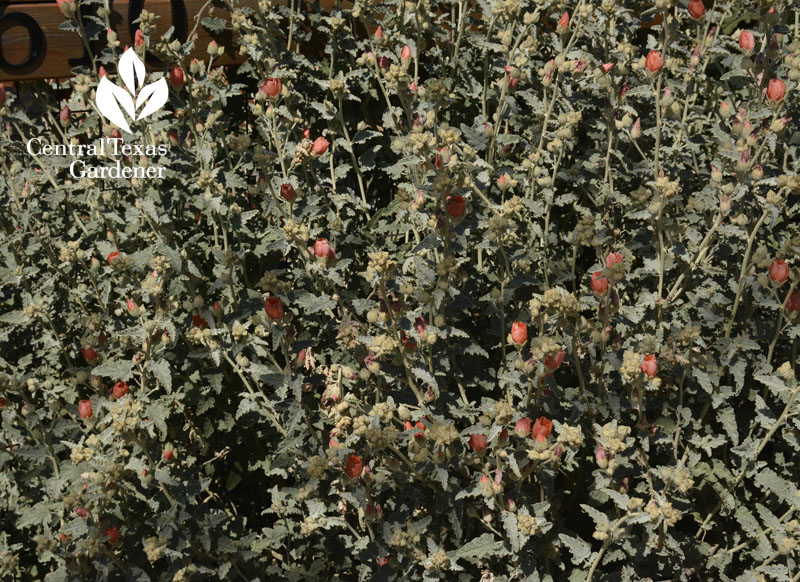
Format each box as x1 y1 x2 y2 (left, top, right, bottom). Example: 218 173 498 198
0 12 45 74
129 0 188 66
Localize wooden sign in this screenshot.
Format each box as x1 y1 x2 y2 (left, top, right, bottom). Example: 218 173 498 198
0 0 246 81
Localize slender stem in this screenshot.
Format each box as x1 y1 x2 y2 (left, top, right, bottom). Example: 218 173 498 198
222 352 287 435
287 0 296 52
378 283 424 404
586 513 641 582
723 205 770 338
336 99 371 220
723 507 794 555
665 212 724 303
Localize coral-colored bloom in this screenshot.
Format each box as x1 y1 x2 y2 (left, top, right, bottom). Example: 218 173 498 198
113 381 128 399
312 136 330 156
163 449 174 460
314 238 332 259
105 527 121 544
82 346 97 363
345 454 363 477
766 79 786 102
558 11 569 31
264 297 284 320
645 50 664 73
688 0 705 19
469 433 488 452
739 30 755 52
374 26 383 40
107 251 120 265
280 183 296 202
641 354 658 378
544 349 566 370
260 78 281 98
78 400 93 419
446 195 466 218
514 417 531 438
769 259 789 283
786 291 800 313
606 252 624 267
169 67 184 87
404 420 426 440
510 321 528 345
400 330 416 350
601 63 615 73
401 45 412 61
591 271 608 294
531 417 553 442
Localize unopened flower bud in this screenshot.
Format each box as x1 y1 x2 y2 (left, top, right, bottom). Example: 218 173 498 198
596 445 608 468
720 193 730 214
630 118 641 139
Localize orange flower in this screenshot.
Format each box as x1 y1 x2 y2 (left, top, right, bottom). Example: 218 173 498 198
345 454 363 478
606 252 623 267
766 79 786 102
105 527 121 544
469 433 488 452
78 400 93 419
169 67 184 87
739 30 755 52
558 12 569 32
113 381 128 399
640 354 658 378
645 50 664 73
260 78 281 98
544 349 566 370
786 291 800 313
264 297 284 320
591 271 608 294
280 183 297 202
531 417 553 442
769 259 789 284
446 195 466 218
314 238 333 259
514 417 531 438
688 0 705 19
312 136 330 156
510 321 528 345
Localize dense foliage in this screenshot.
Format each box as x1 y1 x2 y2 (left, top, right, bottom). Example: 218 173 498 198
1 0 800 580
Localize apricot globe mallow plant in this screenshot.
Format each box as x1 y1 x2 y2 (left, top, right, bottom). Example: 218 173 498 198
0 0 799 580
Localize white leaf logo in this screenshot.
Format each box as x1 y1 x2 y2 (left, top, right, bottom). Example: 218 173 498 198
95 48 169 133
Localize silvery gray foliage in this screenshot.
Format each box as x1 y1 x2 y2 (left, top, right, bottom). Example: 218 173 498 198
0 0 799 580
